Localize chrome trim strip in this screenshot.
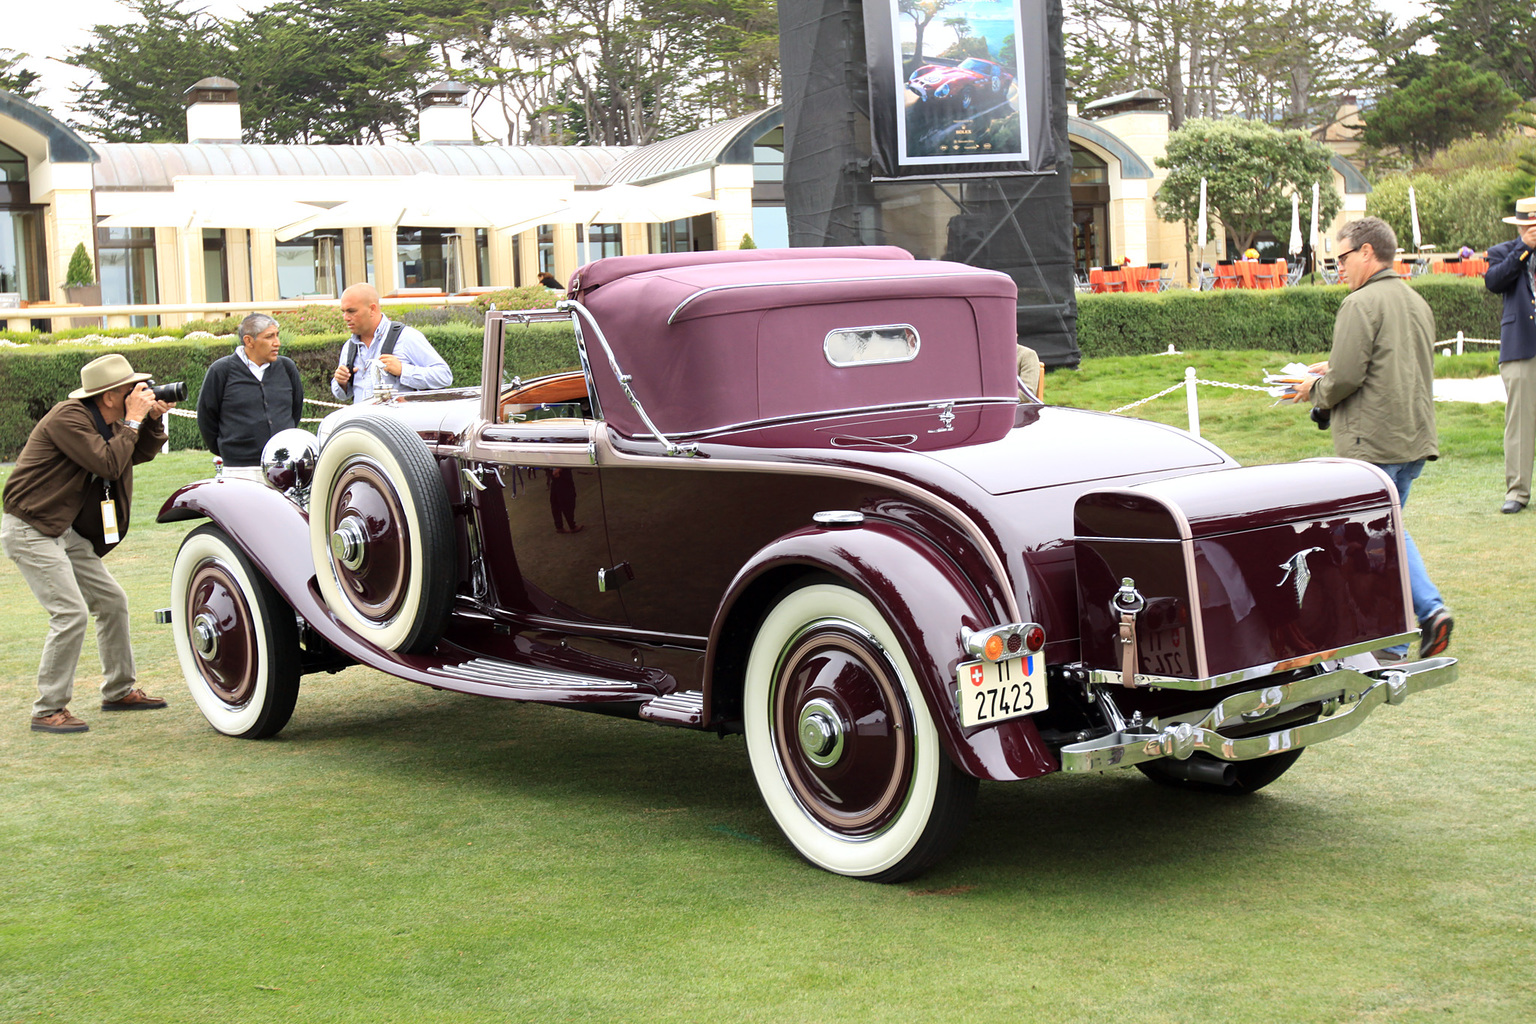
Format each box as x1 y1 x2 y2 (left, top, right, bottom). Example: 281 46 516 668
590 429 1024 623
1060 656 1457 772
427 656 643 692
666 270 1000 324
602 396 1018 445
1082 631 1421 690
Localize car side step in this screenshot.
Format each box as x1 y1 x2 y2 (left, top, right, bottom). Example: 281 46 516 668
639 691 705 728
425 656 655 701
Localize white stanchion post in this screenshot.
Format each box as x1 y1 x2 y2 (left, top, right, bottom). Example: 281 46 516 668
1185 366 1200 437
1457 330 1465 356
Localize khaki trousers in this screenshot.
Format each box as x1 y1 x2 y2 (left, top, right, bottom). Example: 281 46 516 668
1 513 137 717
1501 357 1536 505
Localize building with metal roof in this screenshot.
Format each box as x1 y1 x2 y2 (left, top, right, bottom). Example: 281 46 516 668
2 75 1368 327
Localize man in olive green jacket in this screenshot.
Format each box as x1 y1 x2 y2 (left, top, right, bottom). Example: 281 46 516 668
1296 216 1452 659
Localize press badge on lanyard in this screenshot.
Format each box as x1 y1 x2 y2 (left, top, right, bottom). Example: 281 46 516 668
100 479 119 546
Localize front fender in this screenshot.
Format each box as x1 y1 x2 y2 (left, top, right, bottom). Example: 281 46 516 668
705 519 1058 782
159 479 410 675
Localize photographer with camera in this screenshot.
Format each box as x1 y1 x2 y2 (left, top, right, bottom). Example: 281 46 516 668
2 354 176 733
1292 216 1452 661
197 313 304 479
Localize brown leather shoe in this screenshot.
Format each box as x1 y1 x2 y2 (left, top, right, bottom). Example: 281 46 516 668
32 709 89 733
101 688 168 711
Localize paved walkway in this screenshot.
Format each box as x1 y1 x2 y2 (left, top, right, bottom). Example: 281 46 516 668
1434 376 1506 403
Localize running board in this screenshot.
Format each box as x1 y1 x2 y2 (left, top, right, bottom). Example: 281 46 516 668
639 690 705 728
424 656 659 706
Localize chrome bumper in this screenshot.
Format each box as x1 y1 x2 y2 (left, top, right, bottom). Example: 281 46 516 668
1058 656 1457 773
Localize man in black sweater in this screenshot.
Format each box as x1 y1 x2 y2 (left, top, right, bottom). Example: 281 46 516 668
197 313 305 477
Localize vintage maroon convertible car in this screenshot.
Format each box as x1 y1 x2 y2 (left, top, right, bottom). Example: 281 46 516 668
159 247 1456 881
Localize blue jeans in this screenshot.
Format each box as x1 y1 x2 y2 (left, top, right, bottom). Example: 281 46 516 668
1375 461 1445 653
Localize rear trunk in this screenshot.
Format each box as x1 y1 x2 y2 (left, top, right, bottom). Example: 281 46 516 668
1074 459 1413 688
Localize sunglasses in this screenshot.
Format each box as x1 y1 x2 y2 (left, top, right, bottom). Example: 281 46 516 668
1336 247 1359 264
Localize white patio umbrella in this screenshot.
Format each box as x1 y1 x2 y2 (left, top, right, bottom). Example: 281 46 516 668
1289 192 1303 256
1309 181 1321 271
500 183 721 266
99 190 328 307
275 173 572 241
1408 185 1422 250
99 191 323 231
1196 177 1208 253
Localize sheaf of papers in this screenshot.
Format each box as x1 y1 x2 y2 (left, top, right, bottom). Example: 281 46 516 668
1263 362 1320 402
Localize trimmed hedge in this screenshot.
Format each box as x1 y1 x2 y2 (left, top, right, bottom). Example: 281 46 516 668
0 278 1502 458
0 322 578 460
1074 276 1502 358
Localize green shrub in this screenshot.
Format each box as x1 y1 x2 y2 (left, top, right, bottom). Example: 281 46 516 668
399 306 483 329
0 323 580 459
1075 276 1502 358
274 304 347 335
64 243 95 288
182 314 244 335
470 286 565 313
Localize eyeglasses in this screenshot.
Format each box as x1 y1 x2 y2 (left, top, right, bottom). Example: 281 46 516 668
1336 247 1359 264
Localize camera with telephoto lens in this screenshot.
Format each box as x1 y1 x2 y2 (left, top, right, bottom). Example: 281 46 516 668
1310 406 1331 430
145 379 188 403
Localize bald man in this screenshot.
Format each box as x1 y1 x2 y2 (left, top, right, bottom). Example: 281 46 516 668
331 283 452 403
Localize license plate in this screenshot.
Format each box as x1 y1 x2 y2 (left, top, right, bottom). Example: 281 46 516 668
957 654 1047 727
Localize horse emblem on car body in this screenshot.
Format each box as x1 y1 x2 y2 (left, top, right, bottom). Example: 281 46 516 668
1277 547 1325 607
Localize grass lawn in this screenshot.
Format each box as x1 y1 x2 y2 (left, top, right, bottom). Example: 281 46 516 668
2 351 1532 1022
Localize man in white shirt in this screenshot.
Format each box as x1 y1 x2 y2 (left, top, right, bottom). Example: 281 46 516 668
331 283 452 402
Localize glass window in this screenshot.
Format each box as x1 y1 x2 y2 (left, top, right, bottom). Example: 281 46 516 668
202 229 228 303
97 226 158 326
276 231 344 299
581 223 620 264
475 228 489 288
1070 145 1108 185
753 126 784 183
0 209 47 301
824 325 920 366
751 207 789 249
0 142 27 183
649 218 693 254
537 225 555 276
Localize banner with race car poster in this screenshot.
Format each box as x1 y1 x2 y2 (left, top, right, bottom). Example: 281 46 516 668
862 0 1055 178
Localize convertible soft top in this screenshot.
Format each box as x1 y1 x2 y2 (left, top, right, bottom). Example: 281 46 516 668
574 247 1021 439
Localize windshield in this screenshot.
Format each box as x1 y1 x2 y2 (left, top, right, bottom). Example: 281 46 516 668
959 59 993 73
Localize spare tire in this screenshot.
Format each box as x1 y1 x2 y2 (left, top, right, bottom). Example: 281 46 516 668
308 415 455 653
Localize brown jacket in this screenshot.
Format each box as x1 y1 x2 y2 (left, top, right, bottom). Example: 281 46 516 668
2 398 167 538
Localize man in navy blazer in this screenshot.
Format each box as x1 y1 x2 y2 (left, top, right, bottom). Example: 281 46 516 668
1487 196 1536 513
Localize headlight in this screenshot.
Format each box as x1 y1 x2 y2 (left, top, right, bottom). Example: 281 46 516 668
261 428 318 505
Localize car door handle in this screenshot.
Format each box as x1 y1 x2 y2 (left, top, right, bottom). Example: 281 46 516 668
597 562 634 592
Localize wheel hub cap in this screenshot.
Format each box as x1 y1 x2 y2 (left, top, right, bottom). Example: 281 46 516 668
330 515 368 570
798 698 845 767
191 613 219 660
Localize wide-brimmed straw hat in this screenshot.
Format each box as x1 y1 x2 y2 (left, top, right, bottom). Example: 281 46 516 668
69 353 153 399
1503 196 1536 226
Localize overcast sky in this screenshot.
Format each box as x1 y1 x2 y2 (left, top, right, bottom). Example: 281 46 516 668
9 0 1434 125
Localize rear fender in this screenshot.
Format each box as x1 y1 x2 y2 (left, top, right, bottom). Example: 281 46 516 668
705 519 1058 782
